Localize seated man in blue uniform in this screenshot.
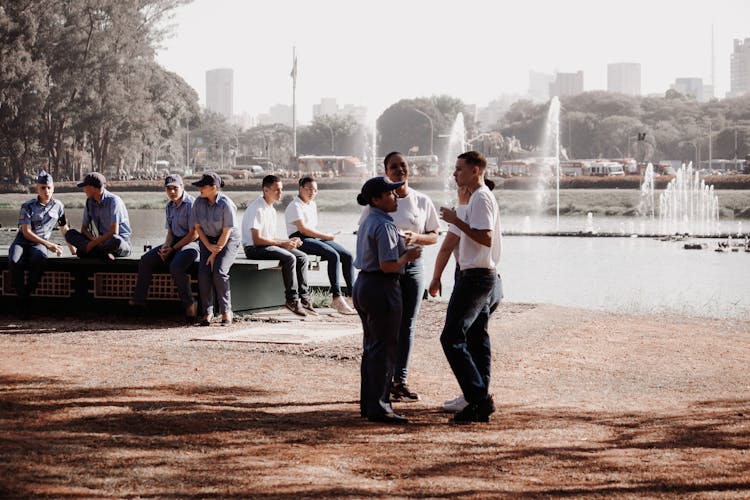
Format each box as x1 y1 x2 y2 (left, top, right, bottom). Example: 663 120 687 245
8 170 73 318
129 174 199 323
64 172 132 259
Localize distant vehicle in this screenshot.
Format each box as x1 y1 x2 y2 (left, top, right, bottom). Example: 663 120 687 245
296 155 367 176
584 161 624 176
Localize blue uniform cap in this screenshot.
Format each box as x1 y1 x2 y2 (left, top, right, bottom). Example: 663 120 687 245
164 174 183 187
36 170 53 185
357 176 405 206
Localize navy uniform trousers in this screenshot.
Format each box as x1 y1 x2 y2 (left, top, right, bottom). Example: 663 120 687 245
352 271 402 418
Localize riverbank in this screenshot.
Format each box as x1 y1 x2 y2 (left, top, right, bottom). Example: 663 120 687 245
2 187 749 218
1 301 748 497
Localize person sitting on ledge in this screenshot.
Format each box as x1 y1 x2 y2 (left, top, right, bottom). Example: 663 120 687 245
285 177 357 315
129 174 199 323
8 170 74 318
242 174 317 317
64 172 132 260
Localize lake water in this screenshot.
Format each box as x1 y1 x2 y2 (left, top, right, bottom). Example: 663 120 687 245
1 206 748 319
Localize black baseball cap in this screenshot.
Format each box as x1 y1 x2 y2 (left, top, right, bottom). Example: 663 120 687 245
191 172 224 188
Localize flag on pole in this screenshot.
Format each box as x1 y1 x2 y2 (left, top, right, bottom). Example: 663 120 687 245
290 54 297 79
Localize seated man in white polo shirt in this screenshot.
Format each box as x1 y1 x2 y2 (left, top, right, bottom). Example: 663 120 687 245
241 175 316 317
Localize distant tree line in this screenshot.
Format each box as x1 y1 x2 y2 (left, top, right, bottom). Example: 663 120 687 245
499 91 750 164
0 0 198 183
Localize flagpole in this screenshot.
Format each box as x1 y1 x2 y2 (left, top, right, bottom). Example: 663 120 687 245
291 46 297 158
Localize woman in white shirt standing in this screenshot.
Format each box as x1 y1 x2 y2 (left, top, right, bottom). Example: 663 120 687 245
285 177 356 315
359 152 440 401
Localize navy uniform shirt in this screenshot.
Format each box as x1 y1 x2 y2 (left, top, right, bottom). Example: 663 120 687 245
192 192 240 240
165 192 196 238
83 189 132 242
354 207 405 273
16 197 66 242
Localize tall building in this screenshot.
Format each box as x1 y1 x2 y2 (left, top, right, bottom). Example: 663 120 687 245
549 71 584 97
671 78 705 101
312 98 339 118
607 63 641 95
528 71 552 102
205 68 234 120
730 38 750 97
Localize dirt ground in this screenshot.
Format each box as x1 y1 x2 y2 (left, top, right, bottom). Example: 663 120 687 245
1 300 749 498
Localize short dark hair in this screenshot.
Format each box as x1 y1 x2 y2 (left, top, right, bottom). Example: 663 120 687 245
262 175 280 188
383 151 403 169
458 151 487 169
298 176 315 187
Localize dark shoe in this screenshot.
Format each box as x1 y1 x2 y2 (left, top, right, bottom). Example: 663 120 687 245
476 394 496 420
453 395 495 423
185 315 197 325
453 403 482 423
301 300 319 316
391 382 420 402
367 412 408 424
285 299 307 317
199 317 211 327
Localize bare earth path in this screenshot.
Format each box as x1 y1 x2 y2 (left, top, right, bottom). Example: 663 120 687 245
1 301 749 498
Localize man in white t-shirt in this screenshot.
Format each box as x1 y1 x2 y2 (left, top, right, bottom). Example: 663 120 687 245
438 151 501 423
241 175 315 317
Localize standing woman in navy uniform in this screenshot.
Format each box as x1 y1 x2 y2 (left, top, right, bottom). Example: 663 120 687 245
8 170 73 318
353 177 422 424
191 173 241 326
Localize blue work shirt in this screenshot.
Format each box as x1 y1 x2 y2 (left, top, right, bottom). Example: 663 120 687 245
192 192 240 240
165 192 196 238
354 207 405 273
15 197 66 242
82 190 132 242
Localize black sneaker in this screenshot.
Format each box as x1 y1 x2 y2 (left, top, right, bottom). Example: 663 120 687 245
453 395 494 423
391 382 420 402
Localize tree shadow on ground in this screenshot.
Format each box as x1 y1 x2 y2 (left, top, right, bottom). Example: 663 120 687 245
1 375 748 498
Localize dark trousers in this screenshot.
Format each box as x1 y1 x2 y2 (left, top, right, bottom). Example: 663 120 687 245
7 241 47 297
353 272 402 418
244 245 310 303
394 260 424 384
440 269 497 404
292 233 354 297
198 239 240 317
65 229 131 258
132 243 199 307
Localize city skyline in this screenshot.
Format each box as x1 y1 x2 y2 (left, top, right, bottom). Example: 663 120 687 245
156 0 750 123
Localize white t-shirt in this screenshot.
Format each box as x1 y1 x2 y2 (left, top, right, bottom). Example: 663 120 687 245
284 196 318 237
241 196 277 246
448 205 469 261
359 188 439 234
457 185 502 270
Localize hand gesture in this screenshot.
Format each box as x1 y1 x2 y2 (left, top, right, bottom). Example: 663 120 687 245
439 206 459 225
404 245 422 263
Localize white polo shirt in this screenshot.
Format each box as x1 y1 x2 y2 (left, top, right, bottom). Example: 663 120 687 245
284 196 318 236
241 196 277 246
457 185 501 271
359 187 439 234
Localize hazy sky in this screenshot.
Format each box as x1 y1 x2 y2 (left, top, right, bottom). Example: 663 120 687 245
156 0 750 123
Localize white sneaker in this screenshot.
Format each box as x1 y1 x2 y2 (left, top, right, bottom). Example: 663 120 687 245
443 394 469 413
332 296 357 315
